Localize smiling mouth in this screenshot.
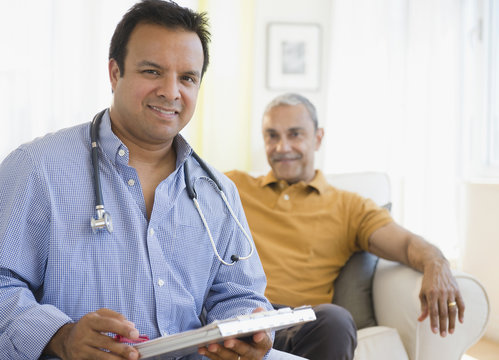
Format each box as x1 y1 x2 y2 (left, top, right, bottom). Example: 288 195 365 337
149 105 178 115
272 156 300 163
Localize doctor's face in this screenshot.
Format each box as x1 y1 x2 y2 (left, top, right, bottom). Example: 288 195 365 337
262 104 324 184
109 23 204 149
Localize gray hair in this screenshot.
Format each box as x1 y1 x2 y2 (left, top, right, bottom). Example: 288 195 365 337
263 93 319 130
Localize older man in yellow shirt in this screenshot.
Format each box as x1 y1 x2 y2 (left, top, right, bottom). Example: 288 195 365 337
226 93 464 360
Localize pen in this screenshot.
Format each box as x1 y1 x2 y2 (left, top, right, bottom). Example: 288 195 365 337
114 334 150 344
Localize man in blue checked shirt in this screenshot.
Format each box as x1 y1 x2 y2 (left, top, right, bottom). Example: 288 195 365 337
0 1 274 359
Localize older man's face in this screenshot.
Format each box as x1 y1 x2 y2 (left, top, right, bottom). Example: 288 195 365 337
262 104 323 184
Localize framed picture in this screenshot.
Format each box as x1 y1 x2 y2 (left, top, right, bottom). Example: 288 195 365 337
266 23 321 91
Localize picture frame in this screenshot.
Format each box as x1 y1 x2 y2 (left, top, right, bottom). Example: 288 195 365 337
266 23 322 91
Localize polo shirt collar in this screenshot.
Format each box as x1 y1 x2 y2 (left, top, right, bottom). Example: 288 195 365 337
260 169 329 194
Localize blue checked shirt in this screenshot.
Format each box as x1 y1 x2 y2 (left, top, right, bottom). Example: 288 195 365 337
0 110 272 359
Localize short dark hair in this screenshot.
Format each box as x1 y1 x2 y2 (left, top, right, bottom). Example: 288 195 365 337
109 0 211 78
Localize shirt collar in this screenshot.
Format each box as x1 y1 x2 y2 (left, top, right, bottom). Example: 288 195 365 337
260 169 329 194
97 109 192 168
98 109 122 164
172 134 193 169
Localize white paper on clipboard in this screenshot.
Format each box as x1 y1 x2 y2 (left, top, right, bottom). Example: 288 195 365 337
135 306 316 360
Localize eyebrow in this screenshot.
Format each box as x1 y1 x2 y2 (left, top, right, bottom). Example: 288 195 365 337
184 70 201 81
264 127 304 132
136 60 162 69
136 60 201 80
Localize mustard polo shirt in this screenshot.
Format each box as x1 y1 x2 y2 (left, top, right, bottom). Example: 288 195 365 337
225 169 393 307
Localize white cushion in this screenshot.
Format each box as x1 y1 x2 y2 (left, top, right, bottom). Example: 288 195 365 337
326 172 391 207
373 260 490 360
354 326 409 360
268 349 308 359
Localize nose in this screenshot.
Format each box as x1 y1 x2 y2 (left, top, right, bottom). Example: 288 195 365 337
157 74 180 101
276 137 291 152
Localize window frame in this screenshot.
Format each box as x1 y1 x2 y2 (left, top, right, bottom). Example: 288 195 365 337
464 0 499 180
486 0 499 167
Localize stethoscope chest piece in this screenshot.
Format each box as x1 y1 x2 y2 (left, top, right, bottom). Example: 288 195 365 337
91 206 113 233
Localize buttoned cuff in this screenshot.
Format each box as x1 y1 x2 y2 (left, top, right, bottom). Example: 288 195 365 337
3 304 71 359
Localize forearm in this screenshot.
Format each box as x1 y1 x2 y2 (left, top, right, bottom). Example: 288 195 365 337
406 233 448 273
205 275 272 323
368 222 448 272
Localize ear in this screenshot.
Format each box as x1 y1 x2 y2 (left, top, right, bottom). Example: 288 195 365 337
314 127 324 151
108 59 121 91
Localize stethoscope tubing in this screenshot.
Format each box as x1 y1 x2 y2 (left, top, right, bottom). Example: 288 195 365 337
89 109 253 265
185 158 254 266
91 109 107 208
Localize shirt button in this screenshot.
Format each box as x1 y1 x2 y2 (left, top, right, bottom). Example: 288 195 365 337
128 179 135 186
149 228 155 236
118 149 125 157
158 278 165 287
283 194 290 201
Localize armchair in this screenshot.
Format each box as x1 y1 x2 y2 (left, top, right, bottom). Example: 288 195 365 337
328 172 490 360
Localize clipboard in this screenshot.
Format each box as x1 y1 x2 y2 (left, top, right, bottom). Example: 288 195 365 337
135 306 316 359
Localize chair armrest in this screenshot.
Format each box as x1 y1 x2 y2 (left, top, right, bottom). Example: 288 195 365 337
372 259 490 360
268 349 308 360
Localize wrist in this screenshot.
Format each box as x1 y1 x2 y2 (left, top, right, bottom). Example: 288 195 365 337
422 253 449 273
43 322 74 358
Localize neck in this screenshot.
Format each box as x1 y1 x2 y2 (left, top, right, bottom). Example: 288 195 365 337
110 120 176 167
126 140 176 168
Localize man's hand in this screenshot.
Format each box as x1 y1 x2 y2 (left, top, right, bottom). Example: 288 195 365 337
43 308 140 360
369 222 465 337
418 260 465 337
198 307 273 360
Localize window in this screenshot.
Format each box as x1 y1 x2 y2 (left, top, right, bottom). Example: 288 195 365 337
463 0 499 179
488 0 499 167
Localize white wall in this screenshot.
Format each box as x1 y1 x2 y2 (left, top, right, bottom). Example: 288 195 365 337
0 0 137 159
463 183 499 342
249 0 332 173
1 0 496 342
249 0 498 341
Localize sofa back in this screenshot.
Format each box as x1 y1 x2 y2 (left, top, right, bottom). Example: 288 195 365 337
326 171 391 209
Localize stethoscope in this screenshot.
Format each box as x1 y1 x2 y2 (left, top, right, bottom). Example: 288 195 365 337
89 110 254 265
